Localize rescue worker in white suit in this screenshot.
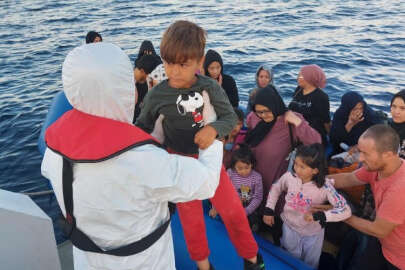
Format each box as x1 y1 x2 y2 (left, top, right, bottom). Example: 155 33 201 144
41 42 223 270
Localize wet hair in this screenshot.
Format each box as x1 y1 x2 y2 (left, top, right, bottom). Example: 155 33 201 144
85 31 102 44
230 144 256 169
295 143 327 188
160 20 206 64
135 55 161 74
234 108 244 122
390 89 405 106
361 124 399 154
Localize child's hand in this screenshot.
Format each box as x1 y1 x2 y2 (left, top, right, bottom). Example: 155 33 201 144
209 207 218 218
304 213 314 222
194 125 218 149
263 215 274 226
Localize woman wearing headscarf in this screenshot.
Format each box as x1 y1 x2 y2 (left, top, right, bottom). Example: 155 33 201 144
245 86 321 203
330 91 382 155
389 90 405 158
245 86 321 244
203 49 239 108
289 64 330 146
247 65 274 113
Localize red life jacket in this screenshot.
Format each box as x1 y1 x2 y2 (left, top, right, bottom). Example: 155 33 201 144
45 109 171 256
45 108 160 161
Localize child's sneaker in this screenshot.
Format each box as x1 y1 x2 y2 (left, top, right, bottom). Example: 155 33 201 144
244 253 265 270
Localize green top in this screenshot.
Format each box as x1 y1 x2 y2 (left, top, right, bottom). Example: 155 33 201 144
136 75 237 154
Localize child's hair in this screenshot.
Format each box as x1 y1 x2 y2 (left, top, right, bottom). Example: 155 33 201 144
295 143 327 188
234 108 244 122
160 20 206 64
135 55 161 74
230 144 256 169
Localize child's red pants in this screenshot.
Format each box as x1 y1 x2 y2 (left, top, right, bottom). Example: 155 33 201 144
176 162 258 261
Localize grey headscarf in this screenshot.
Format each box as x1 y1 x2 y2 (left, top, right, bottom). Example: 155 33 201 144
247 64 274 113
255 64 273 87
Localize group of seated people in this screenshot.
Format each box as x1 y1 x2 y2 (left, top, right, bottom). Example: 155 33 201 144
62 28 404 270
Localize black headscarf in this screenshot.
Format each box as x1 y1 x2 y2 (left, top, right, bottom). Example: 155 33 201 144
245 85 287 147
333 91 379 122
138 40 157 58
135 40 161 67
203 49 224 76
389 90 405 142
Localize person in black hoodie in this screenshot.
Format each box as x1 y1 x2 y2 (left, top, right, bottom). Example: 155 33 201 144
203 49 239 108
389 90 405 158
133 40 161 122
330 91 382 155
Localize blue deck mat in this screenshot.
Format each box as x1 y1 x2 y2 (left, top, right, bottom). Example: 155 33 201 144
171 212 314 270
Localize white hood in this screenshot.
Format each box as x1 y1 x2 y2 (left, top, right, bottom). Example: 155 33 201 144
62 43 135 124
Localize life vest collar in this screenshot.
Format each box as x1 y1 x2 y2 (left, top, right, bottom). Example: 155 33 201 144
45 109 160 162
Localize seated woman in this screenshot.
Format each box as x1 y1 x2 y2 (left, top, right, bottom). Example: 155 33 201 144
389 90 405 158
330 91 382 155
244 86 321 243
288 64 330 146
247 64 274 113
203 49 239 108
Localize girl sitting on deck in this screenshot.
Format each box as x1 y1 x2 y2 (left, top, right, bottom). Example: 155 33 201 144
210 144 263 232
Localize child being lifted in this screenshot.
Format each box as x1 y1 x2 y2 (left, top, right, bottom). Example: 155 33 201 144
136 20 265 270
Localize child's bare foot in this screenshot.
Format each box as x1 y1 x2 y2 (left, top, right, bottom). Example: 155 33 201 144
208 208 218 218
197 258 212 270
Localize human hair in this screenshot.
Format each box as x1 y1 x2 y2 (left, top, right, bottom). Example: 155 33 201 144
135 55 161 74
361 124 399 154
160 20 206 64
234 108 244 122
390 89 405 106
230 144 256 169
295 143 327 188
85 31 102 44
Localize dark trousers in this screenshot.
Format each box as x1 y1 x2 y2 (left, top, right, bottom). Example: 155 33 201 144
337 229 399 270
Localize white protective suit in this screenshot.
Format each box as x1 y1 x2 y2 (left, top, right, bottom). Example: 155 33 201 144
41 43 223 270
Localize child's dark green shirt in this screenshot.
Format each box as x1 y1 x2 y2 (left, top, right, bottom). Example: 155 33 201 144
136 75 237 154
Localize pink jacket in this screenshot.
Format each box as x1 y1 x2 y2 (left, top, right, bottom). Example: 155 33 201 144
266 172 351 236
246 112 321 197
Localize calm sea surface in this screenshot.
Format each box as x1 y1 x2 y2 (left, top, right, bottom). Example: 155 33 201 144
1 0 404 242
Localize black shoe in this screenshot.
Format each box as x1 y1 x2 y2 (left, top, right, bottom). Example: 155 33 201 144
244 253 265 270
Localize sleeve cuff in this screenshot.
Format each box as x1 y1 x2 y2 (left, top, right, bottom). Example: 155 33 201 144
313 211 327 228
264 207 275 216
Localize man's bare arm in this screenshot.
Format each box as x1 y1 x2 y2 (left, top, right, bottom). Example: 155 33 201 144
345 215 397 239
328 172 364 189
